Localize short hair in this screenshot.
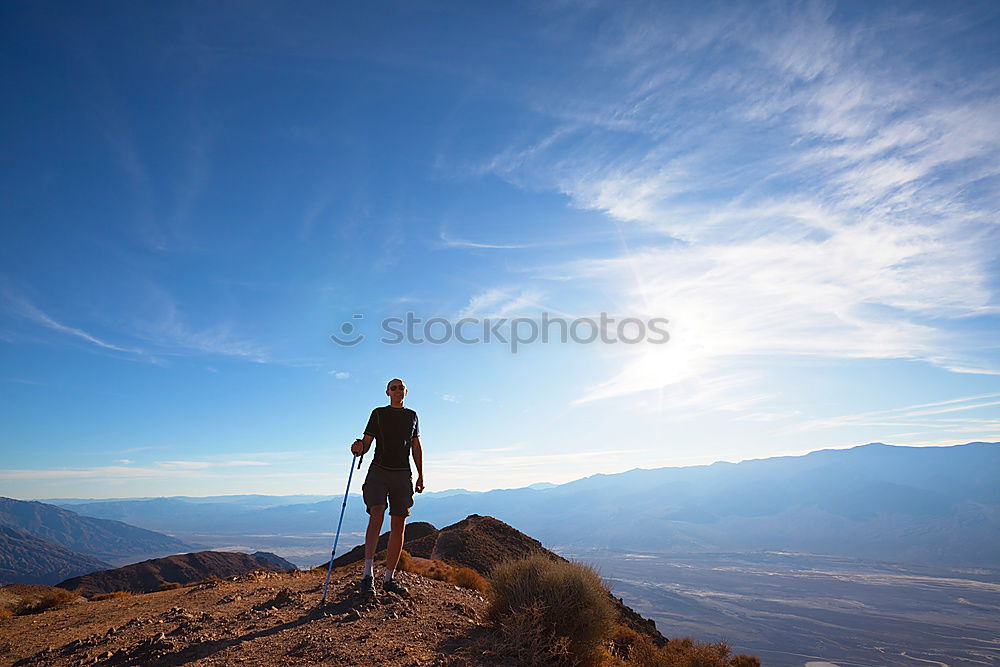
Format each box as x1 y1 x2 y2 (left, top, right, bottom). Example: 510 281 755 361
387 378 406 390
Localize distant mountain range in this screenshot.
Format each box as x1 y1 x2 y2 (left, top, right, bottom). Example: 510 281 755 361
56 550 296 596
0 497 198 585
0 524 111 585
42 442 1000 568
0 497 192 566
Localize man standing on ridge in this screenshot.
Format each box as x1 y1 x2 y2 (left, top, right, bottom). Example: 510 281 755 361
350 378 424 599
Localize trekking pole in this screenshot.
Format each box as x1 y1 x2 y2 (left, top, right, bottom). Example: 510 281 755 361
321 449 364 604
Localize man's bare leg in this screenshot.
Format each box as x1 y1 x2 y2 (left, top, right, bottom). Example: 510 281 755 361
360 506 385 597
385 515 406 572
365 506 386 560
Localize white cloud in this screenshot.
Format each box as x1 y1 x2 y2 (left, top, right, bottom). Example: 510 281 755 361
463 2 1000 407
329 370 350 379
157 460 213 470
3 293 154 360
457 287 547 319
439 230 531 250
785 393 1000 435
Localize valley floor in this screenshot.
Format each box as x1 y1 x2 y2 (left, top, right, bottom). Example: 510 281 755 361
563 549 1000 667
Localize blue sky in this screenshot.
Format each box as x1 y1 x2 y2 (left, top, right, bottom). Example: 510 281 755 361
2 1 999 498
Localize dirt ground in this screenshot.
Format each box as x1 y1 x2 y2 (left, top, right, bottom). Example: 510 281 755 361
0 566 514 666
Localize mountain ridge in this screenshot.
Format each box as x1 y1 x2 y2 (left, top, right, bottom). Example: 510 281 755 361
56 550 296 596
0 497 192 567
37 442 1000 568
0 524 112 585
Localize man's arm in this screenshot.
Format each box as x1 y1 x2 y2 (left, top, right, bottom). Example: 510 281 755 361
411 436 424 493
350 433 374 455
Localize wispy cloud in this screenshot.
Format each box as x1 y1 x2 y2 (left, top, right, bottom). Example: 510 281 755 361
0 458 275 483
786 393 1000 435
2 292 156 361
461 2 1000 406
439 230 531 250
3 288 268 364
457 288 547 319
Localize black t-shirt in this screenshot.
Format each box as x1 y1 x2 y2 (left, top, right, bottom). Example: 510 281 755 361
364 406 420 472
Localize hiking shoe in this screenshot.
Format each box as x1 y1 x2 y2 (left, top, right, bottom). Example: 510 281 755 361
360 575 378 600
382 578 409 596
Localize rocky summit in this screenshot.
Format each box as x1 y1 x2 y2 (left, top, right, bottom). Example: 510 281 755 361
2 565 498 666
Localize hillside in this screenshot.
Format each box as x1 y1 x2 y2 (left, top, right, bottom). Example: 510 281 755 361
330 514 665 646
56 551 296 596
0 525 111 585
0 498 191 566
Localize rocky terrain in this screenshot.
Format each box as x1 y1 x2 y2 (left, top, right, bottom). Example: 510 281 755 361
333 514 665 646
56 551 296 596
1 565 504 666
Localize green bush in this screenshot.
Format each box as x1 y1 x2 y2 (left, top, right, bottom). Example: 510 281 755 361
487 555 614 665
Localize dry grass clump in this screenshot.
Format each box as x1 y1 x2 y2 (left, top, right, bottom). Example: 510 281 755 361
0 607 14 620
12 588 78 615
486 555 614 666
607 628 760 667
397 550 489 594
89 591 133 601
158 581 183 591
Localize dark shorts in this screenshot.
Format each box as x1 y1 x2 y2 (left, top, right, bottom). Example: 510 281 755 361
362 464 414 517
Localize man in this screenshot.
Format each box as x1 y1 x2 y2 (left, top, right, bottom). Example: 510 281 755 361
350 378 424 599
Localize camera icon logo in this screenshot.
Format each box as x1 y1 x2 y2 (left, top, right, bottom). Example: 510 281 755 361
330 314 365 346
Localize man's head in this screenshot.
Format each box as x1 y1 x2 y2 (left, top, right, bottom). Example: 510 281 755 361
386 378 407 406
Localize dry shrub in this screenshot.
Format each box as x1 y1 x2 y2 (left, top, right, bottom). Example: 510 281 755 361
452 566 489 594
398 550 490 594
487 555 614 666
158 581 183 591
626 634 759 667
608 625 643 661
13 588 77 615
89 591 133 602
0 607 14 620
489 601 574 666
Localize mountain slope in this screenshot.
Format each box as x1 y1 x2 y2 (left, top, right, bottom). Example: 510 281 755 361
331 514 666 646
0 497 191 565
56 551 295 596
0 524 111 585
